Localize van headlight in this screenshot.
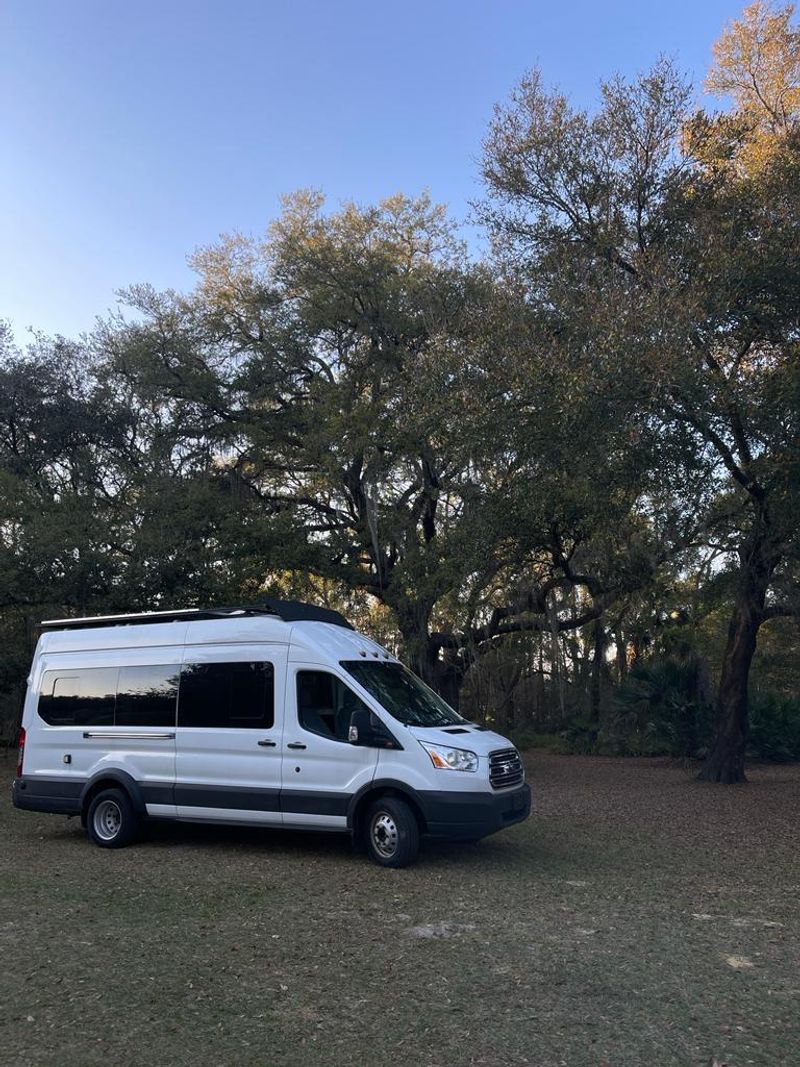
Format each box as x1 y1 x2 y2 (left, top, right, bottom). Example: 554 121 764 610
419 741 478 772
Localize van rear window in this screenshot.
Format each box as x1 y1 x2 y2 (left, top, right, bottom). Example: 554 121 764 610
37 665 177 727
117 665 179 728
38 668 117 726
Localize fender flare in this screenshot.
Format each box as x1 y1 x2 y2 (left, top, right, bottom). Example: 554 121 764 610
80 769 146 817
346 778 427 831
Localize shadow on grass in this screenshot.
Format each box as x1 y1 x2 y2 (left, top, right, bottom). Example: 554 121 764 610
24 805 584 879
142 817 354 857
20 801 635 884
77 815 542 872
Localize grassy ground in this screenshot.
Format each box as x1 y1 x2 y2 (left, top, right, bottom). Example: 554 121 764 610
1 753 798 1067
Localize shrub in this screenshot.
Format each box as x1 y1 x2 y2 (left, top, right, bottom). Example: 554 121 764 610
510 668 800 765
509 728 571 754
559 716 601 755
604 659 713 758
747 694 800 762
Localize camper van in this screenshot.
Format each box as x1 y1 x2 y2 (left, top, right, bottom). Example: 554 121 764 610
11 603 531 867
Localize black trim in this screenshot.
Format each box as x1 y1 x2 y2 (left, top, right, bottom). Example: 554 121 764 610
140 783 175 806
12 773 177 817
174 784 280 812
13 774 531 842
418 784 531 840
172 785 347 817
260 598 353 629
279 790 349 816
346 778 424 829
12 776 83 815
82 769 148 815
346 779 531 840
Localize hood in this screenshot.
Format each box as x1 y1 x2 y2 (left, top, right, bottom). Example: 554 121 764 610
405 723 515 758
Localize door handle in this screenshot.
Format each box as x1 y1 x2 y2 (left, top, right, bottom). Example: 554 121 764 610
257 739 277 747
287 742 307 750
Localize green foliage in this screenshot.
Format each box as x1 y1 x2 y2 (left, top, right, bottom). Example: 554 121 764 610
507 728 572 754
101 195 509 686
747 694 800 762
605 659 714 757
479 10 800 779
556 716 602 755
513 686 800 765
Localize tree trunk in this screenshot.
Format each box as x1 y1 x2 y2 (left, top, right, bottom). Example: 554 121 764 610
589 619 606 723
699 538 774 784
549 595 566 720
409 642 462 709
613 628 627 684
698 598 759 782
429 650 463 710
394 599 463 709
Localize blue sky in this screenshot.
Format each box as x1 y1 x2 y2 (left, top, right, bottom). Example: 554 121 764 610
2 0 738 341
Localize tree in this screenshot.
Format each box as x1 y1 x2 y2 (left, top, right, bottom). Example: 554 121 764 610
0 325 127 612
679 2 800 780
699 1 800 172
0 322 267 740
101 192 670 705
480 16 800 781
0 325 126 739
99 194 502 700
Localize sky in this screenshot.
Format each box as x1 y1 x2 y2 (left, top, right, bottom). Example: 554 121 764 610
2 0 740 342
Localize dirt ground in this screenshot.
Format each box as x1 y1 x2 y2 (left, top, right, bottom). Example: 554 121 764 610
1 752 798 1067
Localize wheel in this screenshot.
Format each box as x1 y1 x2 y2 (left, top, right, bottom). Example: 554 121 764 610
365 796 420 868
86 788 139 849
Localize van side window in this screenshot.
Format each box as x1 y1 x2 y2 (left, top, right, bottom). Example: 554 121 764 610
179 662 275 729
38 668 117 726
296 671 369 742
116 665 179 728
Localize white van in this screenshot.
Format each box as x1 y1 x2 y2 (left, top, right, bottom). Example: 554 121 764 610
12 603 530 867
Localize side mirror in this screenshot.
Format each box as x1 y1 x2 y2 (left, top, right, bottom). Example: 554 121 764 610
348 708 398 748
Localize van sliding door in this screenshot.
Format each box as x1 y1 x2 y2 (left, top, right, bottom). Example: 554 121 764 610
175 645 286 824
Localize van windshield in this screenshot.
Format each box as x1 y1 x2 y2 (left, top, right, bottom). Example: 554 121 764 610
342 661 467 727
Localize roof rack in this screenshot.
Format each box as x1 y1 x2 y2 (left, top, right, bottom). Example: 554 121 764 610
41 600 353 632
40 607 275 631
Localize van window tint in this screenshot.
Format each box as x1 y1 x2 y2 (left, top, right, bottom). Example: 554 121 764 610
179 662 274 729
116 665 179 727
38 668 117 726
297 671 370 742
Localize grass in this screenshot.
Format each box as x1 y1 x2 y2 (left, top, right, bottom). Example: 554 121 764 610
1 752 798 1067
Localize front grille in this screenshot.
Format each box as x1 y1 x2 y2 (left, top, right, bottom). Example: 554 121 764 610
489 748 524 790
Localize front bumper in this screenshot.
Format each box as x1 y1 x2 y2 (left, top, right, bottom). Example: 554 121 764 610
418 783 531 841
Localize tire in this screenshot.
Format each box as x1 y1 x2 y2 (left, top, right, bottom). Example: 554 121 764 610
86 788 139 849
364 796 420 868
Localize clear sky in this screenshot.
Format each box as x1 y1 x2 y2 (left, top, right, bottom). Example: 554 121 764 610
2 0 739 341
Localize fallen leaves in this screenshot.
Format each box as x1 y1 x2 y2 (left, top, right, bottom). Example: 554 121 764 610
724 955 754 970
406 921 476 939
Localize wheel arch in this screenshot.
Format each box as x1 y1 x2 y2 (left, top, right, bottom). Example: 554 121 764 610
348 779 427 839
80 770 146 822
